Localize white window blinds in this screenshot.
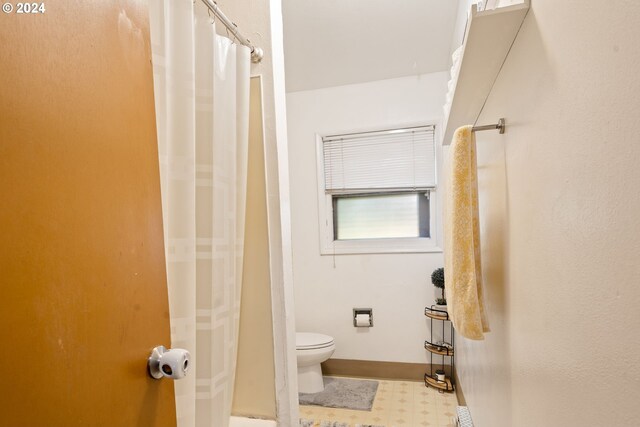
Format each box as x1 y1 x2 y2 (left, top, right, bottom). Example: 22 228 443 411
322 125 436 194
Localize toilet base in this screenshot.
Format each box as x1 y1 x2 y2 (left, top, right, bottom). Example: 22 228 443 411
297 363 325 394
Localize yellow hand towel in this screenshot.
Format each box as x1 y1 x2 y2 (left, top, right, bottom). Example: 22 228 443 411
444 126 490 340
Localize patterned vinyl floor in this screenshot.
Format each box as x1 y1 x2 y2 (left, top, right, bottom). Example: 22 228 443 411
299 377 458 427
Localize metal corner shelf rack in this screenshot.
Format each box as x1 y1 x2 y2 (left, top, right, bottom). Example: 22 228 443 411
424 305 455 392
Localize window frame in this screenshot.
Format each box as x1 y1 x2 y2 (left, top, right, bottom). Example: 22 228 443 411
315 124 442 255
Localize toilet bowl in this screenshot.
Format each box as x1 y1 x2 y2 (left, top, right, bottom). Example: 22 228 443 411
296 332 335 394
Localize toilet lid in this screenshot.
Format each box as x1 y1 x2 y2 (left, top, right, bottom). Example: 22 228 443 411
296 332 334 350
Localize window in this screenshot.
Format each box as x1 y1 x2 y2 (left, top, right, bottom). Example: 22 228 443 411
316 125 441 254
333 193 430 240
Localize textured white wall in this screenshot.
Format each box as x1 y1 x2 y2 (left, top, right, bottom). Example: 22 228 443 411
287 72 448 363
454 1 640 426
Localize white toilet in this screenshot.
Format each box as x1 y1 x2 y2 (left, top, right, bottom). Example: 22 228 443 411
296 332 335 394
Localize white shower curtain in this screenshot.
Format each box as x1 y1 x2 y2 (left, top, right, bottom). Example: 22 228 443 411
149 2 250 427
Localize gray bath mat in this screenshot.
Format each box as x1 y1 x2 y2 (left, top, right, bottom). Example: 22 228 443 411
299 377 379 411
319 422 349 427
300 419 385 427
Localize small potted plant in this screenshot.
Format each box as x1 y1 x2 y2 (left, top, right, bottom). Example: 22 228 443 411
431 267 446 310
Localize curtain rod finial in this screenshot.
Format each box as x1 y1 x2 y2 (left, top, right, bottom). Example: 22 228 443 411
251 47 264 63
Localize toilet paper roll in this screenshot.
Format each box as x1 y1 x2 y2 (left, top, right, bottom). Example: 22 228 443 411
355 313 371 327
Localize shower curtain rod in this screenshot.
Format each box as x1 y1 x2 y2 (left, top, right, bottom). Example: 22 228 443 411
472 118 505 134
200 0 264 63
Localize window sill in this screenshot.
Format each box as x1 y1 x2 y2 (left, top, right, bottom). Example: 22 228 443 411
319 238 442 255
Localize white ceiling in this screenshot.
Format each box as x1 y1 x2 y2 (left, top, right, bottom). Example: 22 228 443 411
282 0 460 93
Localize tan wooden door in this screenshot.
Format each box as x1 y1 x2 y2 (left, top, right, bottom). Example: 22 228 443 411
0 1 176 426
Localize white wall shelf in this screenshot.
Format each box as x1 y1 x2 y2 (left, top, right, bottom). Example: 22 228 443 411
442 1 530 145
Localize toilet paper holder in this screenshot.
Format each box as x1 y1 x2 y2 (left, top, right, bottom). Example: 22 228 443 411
353 308 373 327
